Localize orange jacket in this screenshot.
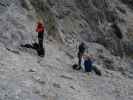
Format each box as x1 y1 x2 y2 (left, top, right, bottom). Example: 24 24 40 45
36 22 45 33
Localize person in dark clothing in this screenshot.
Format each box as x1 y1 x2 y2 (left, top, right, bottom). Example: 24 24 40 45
36 20 45 57
77 42 86 68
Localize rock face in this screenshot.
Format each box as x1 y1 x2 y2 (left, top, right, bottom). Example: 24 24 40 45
121 0 133 9
0 0 131 56
22 0 130 56
0 0 133 100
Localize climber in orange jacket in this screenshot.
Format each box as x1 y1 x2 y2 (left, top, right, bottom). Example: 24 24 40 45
36 20 45 56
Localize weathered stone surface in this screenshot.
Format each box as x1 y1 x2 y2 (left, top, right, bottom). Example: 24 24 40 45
0 0 133 100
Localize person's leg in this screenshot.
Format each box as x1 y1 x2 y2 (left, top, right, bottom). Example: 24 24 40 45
38 32 44 56
39 38 43 49
84 59 92 72
77 52 82 69
38 32 44 48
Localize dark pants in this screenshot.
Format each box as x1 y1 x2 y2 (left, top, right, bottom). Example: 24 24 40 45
77 52 83 69
38 32 44 56
78 52 81 66
84 59 92 72
38 32 44 49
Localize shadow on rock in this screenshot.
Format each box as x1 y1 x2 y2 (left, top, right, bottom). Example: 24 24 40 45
21 43 45 57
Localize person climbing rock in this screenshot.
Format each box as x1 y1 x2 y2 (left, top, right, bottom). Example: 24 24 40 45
36 19 45 57
72 42 86 70
77 42 86 69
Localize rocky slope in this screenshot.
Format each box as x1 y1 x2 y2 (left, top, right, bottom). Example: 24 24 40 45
0 0 133 100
